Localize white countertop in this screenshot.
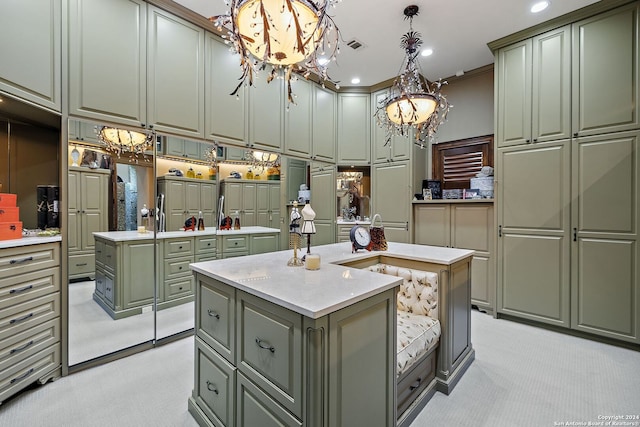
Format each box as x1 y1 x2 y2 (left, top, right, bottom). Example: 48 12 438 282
94 226 280 242
412 199 494 204
336 219 371 225
0 235 62 249
190 241 473 319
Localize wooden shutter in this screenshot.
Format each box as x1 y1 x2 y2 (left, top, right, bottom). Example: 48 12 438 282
432 135 493 190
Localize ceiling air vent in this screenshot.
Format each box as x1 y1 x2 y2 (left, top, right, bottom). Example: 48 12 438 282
347 39 364 50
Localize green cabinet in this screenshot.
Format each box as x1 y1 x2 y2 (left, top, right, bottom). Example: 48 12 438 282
147 5 205 138
493 2 640 344
68 0 146 126
68 167 110 281
162 136 204 160
205 33 249 146
496 25 571 148
570 130 640 342
371 161 413 243
572 4 640 137
189 275 396 427
0 0 61 111
310 163 336 245
158 176 217 232
249 79 283 152
414 202 495 314
284 80 337 163
337 93 371 165
256 182 281 229
496 140 571 327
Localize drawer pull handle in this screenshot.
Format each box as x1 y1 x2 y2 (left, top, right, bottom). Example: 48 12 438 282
9 256 34 265
206 381 219 395
409 377 422 391
10 313 34 324
106 287 111 291
207 309 220 320
10 340 34 354
179 246 183 249
76 263 88 267
10 285 33 294
255 338 275 353
10 368 34 384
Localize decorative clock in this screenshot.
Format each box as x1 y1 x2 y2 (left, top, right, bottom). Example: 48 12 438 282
350 225 371 253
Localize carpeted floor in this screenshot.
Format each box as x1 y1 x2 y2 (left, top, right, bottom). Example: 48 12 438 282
1 310 638 426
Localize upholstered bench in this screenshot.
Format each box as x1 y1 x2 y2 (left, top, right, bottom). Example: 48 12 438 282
367 263 441 417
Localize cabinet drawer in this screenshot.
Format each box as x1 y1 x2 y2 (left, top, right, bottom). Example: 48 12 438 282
103 242 116 270
0 267 60 311
166 277 193 300
196 237 217 253
397 350 436 416
0 344 60 404
222 236 248 252
237 372 302 427
0 293 60 342
103 274 115 305
164 239 194 258
0 244 60 280
194 337 235 427
195 254 217 263
95 240 105 265
0 318 59 372
68 253 95 276
94 269 106 297
164 256 193 281
197 276 235 362
238 291 302 417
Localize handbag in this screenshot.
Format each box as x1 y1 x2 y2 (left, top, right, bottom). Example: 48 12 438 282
368 213 388 251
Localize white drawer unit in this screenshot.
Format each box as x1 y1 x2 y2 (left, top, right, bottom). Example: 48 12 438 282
0 242 61 405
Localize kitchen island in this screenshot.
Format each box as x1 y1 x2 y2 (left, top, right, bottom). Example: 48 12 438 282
92 227 280 319
188 242 474 426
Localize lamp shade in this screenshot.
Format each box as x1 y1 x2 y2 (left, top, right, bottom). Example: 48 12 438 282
236 0 321 66
385 94 437 126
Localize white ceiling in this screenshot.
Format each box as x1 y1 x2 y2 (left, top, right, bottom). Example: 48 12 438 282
173 0 600 86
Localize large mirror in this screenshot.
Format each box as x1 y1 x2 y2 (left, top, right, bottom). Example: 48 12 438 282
67 119 155 365
66 118 312 364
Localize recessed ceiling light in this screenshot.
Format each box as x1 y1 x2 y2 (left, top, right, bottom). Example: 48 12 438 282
531 1 550 13
421 48 433 57
351 77 361 84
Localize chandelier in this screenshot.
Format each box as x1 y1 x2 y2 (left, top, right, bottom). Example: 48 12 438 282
375 5 451 148
211 0 341 103
98 126 154 162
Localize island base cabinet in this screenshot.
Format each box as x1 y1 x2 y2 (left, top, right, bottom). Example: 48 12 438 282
236 373 302 427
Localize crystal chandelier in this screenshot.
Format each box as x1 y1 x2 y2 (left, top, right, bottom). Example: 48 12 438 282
211 0 341 103
375 5 451 148
98 126 154 162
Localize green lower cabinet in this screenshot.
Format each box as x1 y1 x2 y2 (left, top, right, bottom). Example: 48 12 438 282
249 234 279 255
236 373 302 427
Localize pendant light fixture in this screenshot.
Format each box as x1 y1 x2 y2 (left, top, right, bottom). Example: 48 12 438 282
211 0 341 103
98 126 154 162
375 5 451 148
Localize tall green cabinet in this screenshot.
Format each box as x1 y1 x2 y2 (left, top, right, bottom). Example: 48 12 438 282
492 1 640 344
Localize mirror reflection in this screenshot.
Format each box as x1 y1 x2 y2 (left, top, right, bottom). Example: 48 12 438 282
67 119 155 365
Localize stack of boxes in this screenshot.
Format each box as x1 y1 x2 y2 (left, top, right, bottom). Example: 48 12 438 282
0 193 22 240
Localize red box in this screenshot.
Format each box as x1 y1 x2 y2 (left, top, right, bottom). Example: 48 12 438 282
0 193 17 207
0 221 22 240
0 207 19 222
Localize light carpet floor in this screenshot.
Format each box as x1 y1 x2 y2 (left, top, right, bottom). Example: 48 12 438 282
1 310 638 426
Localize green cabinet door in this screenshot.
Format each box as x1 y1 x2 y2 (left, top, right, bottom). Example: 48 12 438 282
147 5 205 138
496 39 532 147
571 130 640 343
250 79 283 152
160 179 187 232
122 241 155 309
80 172 107 252
531 26 571 143
241 183 257 227
268 182 281 230
200 182 217 229
337 93 371 165
67 171 81 253
185 181 201 218
284 78 312 158
68 0 146 125
497 141 571 326
572 4 640 137
310 164 336 245
205 34 248 145
312 84 337 162
256 183 271 228
0 0 61 111
372 161 412 243
414 204 451 247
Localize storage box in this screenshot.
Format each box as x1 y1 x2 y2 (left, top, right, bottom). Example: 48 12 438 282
0 193 17 207
0 207 20 222
470 177 494 191
0 221 22 240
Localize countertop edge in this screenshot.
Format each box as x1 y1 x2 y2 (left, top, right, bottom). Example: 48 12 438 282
0 235 62 249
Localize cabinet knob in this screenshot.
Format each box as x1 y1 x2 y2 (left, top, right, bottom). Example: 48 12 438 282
533 138 538 143
574 132 579 137
526 139 530 143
